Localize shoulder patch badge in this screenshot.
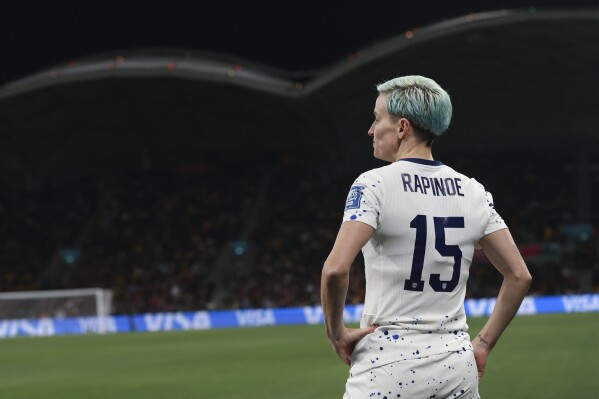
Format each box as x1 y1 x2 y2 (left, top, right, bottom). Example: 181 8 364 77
345 185 365 210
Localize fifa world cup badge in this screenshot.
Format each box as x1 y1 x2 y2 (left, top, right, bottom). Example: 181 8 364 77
345 185 365 210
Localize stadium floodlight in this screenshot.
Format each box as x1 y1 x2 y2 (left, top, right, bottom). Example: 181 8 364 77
0 288 113 333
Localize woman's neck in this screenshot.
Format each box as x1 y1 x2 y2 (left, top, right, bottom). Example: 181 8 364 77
393 144 433 162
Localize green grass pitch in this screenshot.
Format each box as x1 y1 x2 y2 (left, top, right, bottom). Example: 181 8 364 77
0 313 597 399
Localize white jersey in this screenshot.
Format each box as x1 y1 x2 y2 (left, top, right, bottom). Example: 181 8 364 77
342 158 507 375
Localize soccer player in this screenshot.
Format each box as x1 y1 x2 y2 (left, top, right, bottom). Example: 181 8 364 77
321 75 532 398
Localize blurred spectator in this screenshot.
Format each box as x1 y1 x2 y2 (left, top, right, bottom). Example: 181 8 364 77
1 151 598 314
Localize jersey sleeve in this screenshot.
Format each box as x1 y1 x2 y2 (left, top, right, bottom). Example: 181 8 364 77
342 171 383 229
482 189 508 237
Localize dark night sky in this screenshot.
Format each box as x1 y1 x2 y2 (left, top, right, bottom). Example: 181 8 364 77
0 0 597 85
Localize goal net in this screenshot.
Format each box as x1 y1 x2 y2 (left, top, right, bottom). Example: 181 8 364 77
0 288 113 331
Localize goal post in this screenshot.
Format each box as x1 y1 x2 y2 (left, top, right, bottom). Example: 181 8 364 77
0 288 113 333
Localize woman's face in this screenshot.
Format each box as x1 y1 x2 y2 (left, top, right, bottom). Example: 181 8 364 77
368 94 400 162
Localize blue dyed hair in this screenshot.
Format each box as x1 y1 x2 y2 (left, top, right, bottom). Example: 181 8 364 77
376 75 452 136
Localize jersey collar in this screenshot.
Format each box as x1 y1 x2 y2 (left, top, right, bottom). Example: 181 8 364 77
399 158 444 166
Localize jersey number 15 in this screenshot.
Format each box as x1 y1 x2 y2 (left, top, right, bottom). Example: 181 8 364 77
404 215 464 293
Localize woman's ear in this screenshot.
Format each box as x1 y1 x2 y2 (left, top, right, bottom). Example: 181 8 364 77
397 118 410 139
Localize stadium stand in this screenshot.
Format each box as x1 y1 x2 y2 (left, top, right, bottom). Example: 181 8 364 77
1 150 597 314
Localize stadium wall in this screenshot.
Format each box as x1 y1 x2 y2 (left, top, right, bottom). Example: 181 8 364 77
1 294 598 338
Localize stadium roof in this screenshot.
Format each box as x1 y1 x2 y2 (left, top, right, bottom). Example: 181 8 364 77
0 8 598 185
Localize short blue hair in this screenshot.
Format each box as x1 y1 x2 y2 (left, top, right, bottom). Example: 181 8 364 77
376 75 452 136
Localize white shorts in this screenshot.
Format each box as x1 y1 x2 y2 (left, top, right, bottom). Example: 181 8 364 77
343 350 480 399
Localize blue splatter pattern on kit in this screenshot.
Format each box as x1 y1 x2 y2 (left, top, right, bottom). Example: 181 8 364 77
352 318 473 378
348 209 368 220
358 350 478 399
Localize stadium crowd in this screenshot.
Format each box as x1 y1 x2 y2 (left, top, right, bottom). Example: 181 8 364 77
1 151 598 316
